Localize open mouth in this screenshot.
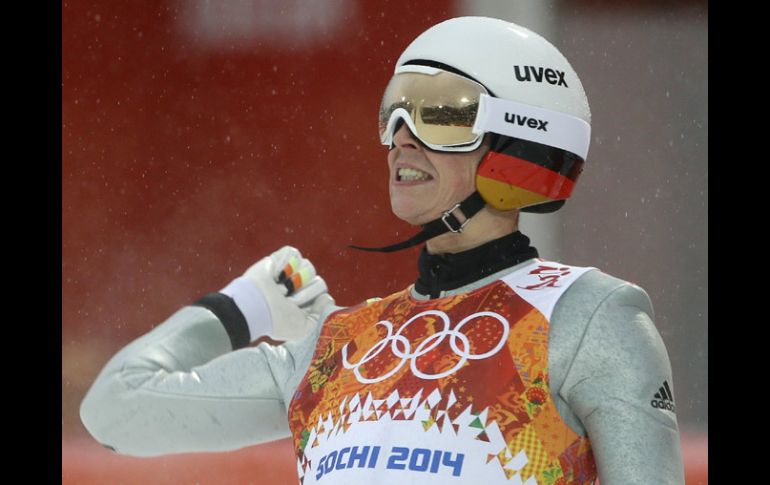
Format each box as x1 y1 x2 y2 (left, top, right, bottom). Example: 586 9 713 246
396 167 433 182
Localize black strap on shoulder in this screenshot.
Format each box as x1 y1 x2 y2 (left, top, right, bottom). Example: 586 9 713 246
349 191 487 253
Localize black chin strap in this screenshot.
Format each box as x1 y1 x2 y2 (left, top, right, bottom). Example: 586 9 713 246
349 192 487 253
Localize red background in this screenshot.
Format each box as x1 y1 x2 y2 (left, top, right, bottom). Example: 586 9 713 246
63 1 445 337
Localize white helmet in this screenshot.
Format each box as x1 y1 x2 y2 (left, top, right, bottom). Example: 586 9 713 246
393 16 591 213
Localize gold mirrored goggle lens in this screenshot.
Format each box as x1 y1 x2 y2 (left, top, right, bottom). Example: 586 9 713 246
379 70 486 146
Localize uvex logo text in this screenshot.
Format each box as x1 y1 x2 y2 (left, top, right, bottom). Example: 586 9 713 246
514 65 568 87
504 113 548 131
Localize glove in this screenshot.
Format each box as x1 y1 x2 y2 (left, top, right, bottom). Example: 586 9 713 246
220 246 334 342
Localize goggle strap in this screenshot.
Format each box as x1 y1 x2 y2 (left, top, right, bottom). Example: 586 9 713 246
349 192 487 253
476 95 591 160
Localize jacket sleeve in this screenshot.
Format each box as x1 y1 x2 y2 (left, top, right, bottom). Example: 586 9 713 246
557 276 685 485
79 303 337 457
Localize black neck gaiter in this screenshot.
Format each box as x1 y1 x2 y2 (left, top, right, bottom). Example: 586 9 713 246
414 231 539 299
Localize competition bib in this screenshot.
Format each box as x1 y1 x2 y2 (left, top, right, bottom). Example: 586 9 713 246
288 260 597 485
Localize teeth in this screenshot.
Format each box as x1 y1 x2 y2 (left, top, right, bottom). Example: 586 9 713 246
398 167 431 181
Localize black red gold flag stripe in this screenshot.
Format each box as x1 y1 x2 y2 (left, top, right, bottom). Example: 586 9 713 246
476 151 580 210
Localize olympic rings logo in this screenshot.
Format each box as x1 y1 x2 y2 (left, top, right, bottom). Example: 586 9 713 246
341 310 510 384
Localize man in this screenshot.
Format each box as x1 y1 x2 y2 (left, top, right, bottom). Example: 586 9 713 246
81 17 685 484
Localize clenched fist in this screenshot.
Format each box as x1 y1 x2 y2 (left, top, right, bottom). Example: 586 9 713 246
221 246 335 342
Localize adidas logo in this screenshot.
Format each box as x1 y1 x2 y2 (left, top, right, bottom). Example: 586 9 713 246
650 380 676 412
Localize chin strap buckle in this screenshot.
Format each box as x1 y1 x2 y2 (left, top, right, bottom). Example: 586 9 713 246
349 192 486 253
441 203 470 233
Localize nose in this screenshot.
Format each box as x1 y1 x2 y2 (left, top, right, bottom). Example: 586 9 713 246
392 120 421 150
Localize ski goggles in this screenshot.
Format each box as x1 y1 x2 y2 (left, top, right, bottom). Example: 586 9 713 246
378 65 591 159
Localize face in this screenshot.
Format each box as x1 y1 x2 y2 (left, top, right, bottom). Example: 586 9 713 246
388 124 491 226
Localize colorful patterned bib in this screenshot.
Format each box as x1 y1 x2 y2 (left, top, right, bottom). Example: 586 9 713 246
288 261 597 485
